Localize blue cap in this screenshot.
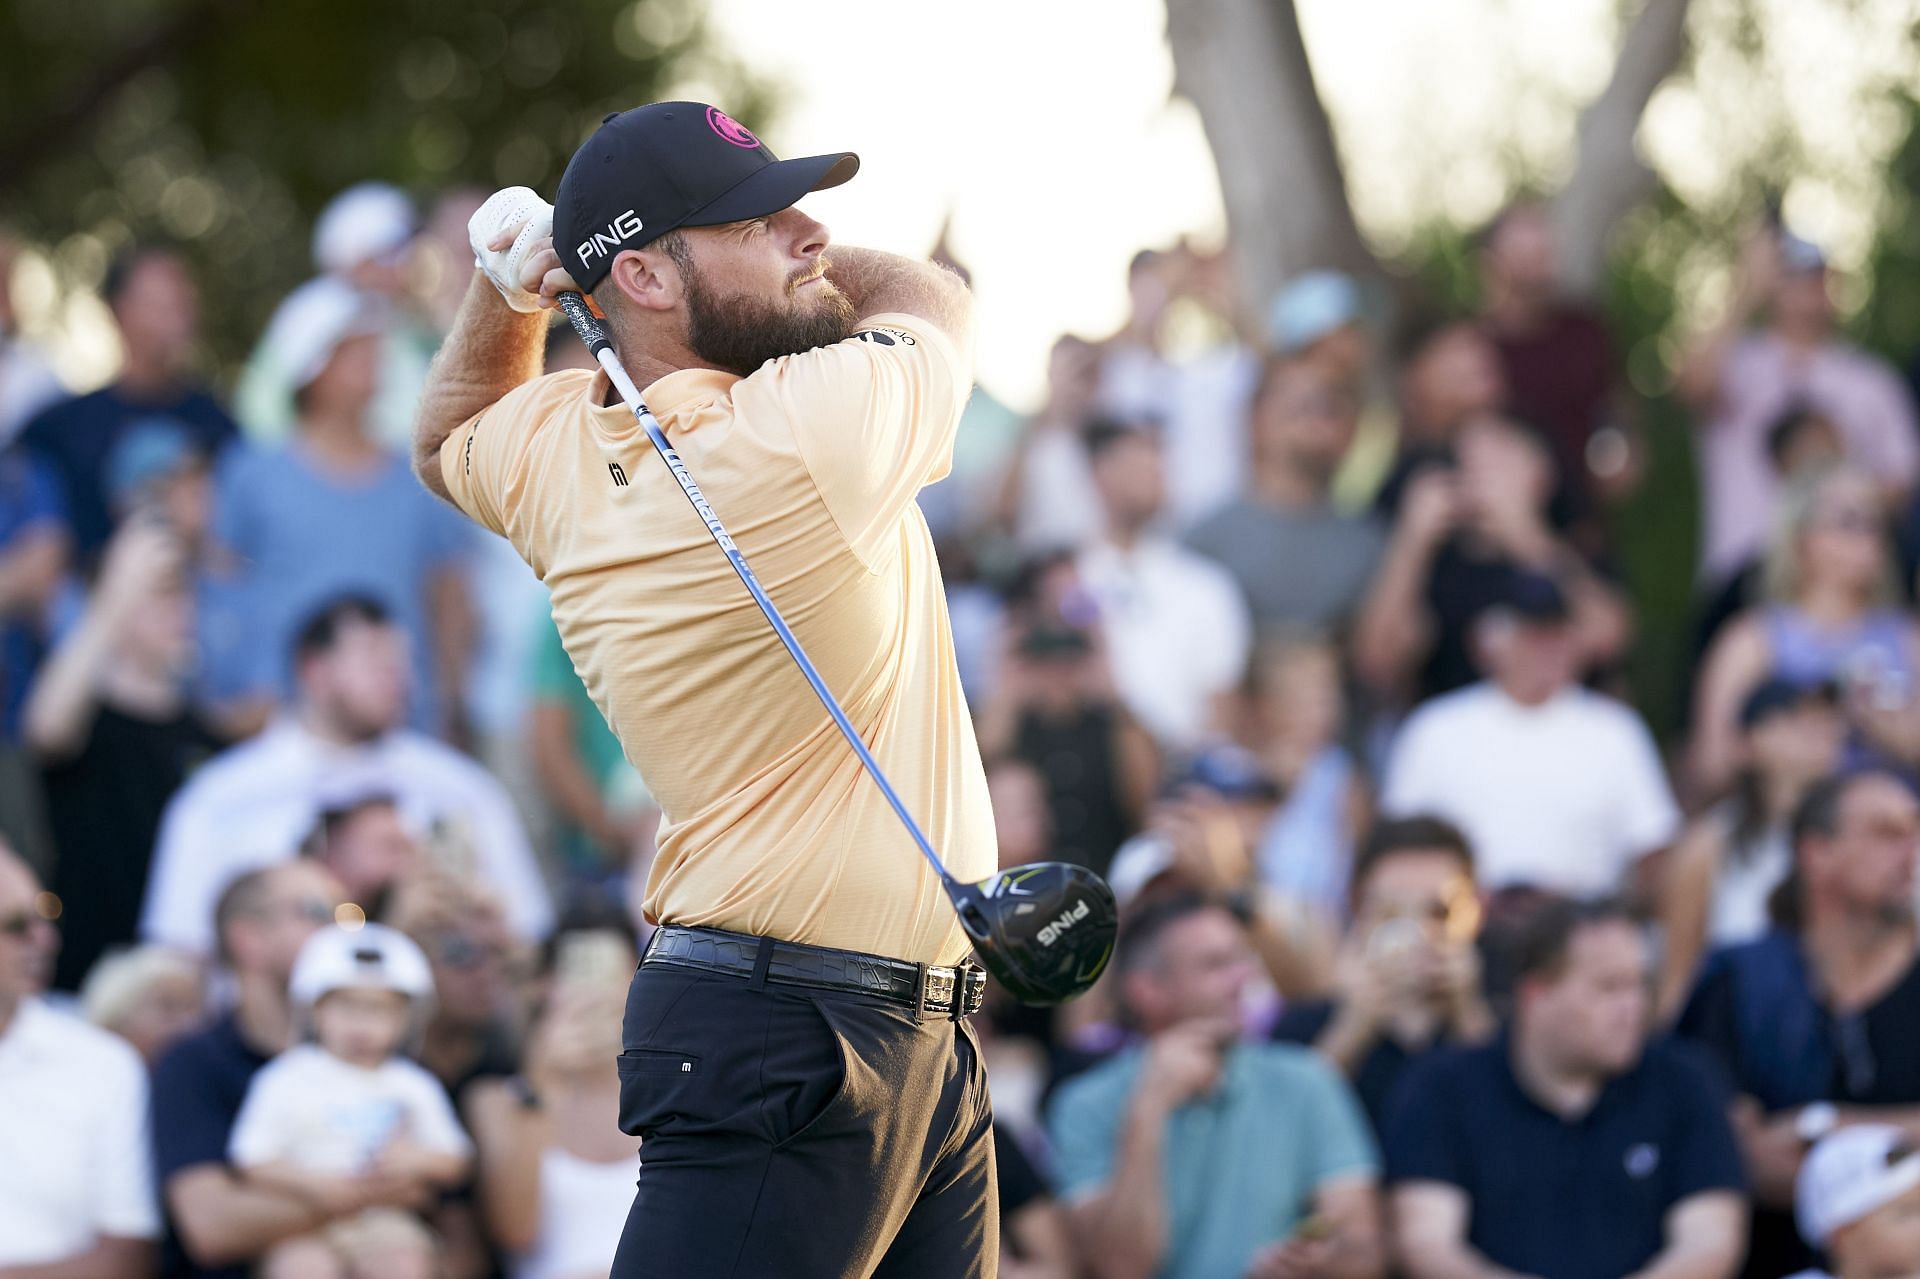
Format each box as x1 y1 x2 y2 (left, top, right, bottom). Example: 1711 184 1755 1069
106 419 199 512
1267 270 1362 353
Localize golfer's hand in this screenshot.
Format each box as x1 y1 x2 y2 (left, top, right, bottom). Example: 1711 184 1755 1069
469 186 576 312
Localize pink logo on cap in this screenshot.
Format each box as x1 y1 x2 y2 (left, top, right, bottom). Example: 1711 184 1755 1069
707 107 760 149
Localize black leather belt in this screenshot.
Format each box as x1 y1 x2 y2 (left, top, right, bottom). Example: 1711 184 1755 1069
643 925 987 1020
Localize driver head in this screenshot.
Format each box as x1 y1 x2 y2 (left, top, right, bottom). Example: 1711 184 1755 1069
950 862 1116 1005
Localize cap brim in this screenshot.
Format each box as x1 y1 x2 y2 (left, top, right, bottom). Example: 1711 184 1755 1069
682 152 860 228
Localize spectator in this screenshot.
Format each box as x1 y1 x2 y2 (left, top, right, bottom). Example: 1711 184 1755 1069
1793 1125 1920 1279
0 230 65 444
1354 413 1630 705
150 862 346 1279
1264 271 1398 513
466 929 633 1279
1691 466 1920 799
211 279 473 735
919 234 1028 541
1238 636 1369 923
235 183 435 449
1380 318 1507 496
80 944 206 1066
27 516 223 991
1476 200 1637 516
1380 573 1680 900
0 442 73 867
1186 358 1386 636
1273 817 1493 1132
1047 893 1385 1279
1095 246 1259 526
1386 898 1747 1279
1679 225 1920 588
976 556 1158 876
227 923 471 1279
301 791 425 921
22 244 238 560
1658 679 1846 1018
139 595 550 955
997 334 1108 552
994 1124 1077 1279
1677 770 1920 1279
384 868 521 1100
1075 416 1251 749
0 843 159 1276
527 609 645 880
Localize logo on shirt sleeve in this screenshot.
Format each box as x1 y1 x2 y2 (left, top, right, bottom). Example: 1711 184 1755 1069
852 326 916 348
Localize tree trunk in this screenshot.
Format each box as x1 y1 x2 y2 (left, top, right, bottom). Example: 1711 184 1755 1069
1164 0 1383 323
1551 0 1697 297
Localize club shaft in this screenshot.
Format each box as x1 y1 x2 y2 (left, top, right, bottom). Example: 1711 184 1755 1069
557 293 955 888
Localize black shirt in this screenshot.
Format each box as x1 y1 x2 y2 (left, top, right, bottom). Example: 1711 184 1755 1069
22 385 237 557
47 703 223 991
1383 1034 1744 1279
151 1013 273 1279
1014 704 1134 876
995 1123 1051 1262
1271 999 1460 1136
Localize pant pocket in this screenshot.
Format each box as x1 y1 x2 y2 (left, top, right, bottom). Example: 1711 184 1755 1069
617 1048 707 1138
764 994 855 1150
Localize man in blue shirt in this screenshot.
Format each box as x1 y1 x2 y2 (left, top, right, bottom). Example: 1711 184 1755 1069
1386 898 1747 1279
23 246 237 560
1048 893 1384 1279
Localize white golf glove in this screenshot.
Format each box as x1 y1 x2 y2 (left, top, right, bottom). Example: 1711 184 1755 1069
469 186 553 314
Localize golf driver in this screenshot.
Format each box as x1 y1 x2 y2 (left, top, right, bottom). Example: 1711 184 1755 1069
557 291 1115 1005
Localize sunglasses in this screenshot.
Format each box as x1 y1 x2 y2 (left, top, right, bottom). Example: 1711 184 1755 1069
0 893 58 939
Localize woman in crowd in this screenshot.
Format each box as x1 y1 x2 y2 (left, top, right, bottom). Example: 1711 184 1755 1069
1657 677 1845 1018
79 942 206 1065
1691 465 1920 798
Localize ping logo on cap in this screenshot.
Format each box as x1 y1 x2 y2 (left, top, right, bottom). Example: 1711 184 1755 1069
576 209 645 271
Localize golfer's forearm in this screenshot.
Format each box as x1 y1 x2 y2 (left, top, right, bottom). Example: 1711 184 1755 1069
824 246 972 345
414 273 547 500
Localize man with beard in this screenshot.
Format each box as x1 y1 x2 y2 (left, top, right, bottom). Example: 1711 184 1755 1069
412 103 991 1277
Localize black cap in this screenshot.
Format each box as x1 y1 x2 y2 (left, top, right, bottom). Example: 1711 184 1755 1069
554 102 859 292
1740 676 1840 731
1499 571 1573 625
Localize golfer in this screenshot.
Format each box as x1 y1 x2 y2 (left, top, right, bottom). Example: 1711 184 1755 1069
413 103 997 1277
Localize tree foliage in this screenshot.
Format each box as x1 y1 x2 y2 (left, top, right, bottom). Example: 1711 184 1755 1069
0 0 769 365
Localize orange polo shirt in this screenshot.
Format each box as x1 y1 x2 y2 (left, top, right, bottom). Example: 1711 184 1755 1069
440 315 994 965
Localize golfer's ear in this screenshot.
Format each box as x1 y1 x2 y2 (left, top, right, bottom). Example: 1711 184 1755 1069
608 246 681 314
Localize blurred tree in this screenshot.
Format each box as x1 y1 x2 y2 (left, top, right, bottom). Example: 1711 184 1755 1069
0 0 771 372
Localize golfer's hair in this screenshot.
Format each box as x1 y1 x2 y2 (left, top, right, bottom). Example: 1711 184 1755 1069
1116 891 1239 977
1349 816 1475 910
212 866 279 968
1509 896 1637 988
292 593 392 665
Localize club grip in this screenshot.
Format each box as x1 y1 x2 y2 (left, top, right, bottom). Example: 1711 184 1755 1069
558 292 613 357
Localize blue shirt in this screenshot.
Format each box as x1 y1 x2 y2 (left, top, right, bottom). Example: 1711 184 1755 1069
209 441 470 725
22 384 237 556
150 1013 271 1279
0 451 69 736
1048 1040 1377 1279
1383 1035 1744 1279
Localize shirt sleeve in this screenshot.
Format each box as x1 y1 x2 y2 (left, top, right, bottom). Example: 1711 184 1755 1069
1380 709 1445 818
1045 1071 1124 1202
438 372 587 538
774 314 969 566
397 1065 474 1157
90 1039 160 1240
1661 1045 1747 1200
227 1062 293 1167
151 1042 239 1180
1381 1056 1467 1187
1298 1055 1380 1184
1609 711 1683 866
1859 364 1920 487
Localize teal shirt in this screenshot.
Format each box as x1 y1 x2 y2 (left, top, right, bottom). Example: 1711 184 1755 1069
1047 1040 1377 1279
529 608 637 867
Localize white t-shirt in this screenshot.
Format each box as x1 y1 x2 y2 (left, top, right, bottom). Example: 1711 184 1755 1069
1381 683 1681 897
0 1000 158 1265
1077 537 1253 749
140 718 551 954
229 1044 473 1176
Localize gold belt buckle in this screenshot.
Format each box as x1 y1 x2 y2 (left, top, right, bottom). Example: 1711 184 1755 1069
919 965 956 1017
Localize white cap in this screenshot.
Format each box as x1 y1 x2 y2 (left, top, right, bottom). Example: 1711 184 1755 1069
263 277 387 392
1797 1124 1920 1247
313 182 415 275
289 922 435 1008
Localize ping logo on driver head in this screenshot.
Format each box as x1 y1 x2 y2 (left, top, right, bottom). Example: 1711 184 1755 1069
1036 898 1092 948
576 209 645 270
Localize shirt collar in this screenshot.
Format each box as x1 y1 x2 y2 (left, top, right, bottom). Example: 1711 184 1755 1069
0 997 55 1065
586 366 739 435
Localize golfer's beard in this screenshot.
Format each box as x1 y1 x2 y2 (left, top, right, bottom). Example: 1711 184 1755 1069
682 266 858 376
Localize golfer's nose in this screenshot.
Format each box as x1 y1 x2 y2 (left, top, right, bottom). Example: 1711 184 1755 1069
782 207 829 261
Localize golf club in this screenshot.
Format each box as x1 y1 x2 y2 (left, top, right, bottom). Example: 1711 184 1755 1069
557 291 1115 1005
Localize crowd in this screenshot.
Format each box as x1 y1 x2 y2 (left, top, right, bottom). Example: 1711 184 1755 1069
2 177 1920 1279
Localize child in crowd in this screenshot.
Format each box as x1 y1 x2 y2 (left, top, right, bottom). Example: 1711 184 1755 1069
229 922 473 1279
